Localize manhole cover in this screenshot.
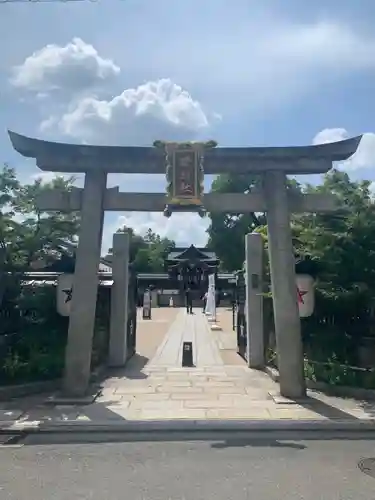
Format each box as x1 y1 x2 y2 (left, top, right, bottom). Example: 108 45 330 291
358 458 375 478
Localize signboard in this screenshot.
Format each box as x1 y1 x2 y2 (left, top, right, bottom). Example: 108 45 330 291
57 273 73 316
172 149 199 202
296 274 315 318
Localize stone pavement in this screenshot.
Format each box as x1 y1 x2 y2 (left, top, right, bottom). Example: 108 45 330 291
148 308 224 368
1 308 375 427
134 306 179 361
212 307 247 366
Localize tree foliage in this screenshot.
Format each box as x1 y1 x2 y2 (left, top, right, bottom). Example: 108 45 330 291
209 167 375 299
293 170 375 299
0 164 175 276
209 168 375 378
0 165 83 383
105 226 175 273
0 165 175 384
206 173 300 270
0 165 80 307
255 170 375 313
0 165 79 273
207 173 265 271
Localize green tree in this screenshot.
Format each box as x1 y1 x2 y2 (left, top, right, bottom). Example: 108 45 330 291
0 165 21 303
206 173 264 271
12 175 80 268
0 165 79 270
0 165 80 303
293 169 375 297
207 173 303 271
104 226 175 273
143 228 175 272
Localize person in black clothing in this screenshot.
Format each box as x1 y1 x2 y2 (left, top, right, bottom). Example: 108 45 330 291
185 286 193 314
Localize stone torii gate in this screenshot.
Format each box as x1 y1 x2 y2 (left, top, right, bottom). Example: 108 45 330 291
8 131 361 399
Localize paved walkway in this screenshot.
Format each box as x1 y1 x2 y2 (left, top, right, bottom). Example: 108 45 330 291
148 309 223 368
212 308 247 366
2 308 375 426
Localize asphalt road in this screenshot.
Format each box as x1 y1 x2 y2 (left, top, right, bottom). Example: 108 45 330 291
0 432 374 499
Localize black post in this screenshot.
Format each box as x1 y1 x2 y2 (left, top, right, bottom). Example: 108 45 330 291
232 301 236 331
182 341 194 367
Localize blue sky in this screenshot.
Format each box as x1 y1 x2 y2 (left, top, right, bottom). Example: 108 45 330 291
1 0 375 252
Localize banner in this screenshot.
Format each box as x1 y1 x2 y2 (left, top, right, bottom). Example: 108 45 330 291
296 274 315 318
56 273 74 316
142 290 152 319
205 273 216 320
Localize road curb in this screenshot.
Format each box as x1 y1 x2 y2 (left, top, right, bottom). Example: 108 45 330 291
2 419 375 434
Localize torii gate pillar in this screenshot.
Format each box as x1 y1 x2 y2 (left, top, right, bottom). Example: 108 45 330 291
264 171 305 398
63 170 107 397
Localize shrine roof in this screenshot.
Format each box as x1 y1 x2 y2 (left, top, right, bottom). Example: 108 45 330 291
8 131 362 175
166 245 218 261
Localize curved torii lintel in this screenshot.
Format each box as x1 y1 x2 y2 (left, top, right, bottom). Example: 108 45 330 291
8 130 362 175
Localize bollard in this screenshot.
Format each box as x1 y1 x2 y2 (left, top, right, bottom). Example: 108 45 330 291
182 341 194 367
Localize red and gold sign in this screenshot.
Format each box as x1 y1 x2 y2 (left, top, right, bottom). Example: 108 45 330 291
171 148 200 204
153 140 217 217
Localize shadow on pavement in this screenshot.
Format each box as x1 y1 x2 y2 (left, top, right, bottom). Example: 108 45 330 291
76 401 130 422
20 432 308 449
15 429 375 448
298 395 358 420
211 438 306 450
10 397 131 427
101 355 149 381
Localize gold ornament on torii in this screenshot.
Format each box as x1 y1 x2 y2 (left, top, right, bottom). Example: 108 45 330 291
153 140 217 217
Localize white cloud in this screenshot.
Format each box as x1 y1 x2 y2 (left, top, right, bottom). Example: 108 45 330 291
38 75 215 248
43 78 217 145
345 133 375 171
7 15 375 122
102 212 209 253
312 128 349 145
14 22 375 134
312 128 375 171
11 38 120 93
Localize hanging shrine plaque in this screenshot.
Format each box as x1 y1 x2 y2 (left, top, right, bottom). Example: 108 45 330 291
153 140 217 217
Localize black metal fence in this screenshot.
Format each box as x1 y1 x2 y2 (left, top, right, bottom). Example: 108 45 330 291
231 271 248 360
126 270 138 360
0 269 138 385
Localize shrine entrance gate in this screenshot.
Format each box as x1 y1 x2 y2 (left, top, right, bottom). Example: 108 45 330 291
8 131 361 399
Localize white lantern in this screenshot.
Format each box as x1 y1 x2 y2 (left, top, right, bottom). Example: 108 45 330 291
57 273 74 317
296 274 315 318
